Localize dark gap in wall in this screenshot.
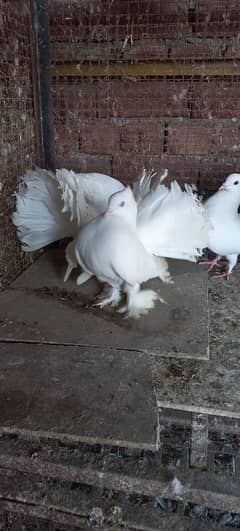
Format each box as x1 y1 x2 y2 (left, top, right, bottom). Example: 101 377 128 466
188 5 196 34
187 84 194 119
163 122 168 153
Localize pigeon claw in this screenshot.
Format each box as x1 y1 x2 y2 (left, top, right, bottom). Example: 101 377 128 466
212 271 230 281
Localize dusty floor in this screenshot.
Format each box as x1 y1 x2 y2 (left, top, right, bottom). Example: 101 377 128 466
0 249 240 529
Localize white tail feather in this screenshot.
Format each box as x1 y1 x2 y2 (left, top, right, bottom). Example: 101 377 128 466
56 169 83 224
137 180 208 261
159 168 168 183
55 169 123 225
12 168 75 252
13 168 123 253
133 168 157 201
133 168 168 202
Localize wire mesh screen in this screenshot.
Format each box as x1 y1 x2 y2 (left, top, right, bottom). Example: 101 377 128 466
0 0 36 287
50 0 240 191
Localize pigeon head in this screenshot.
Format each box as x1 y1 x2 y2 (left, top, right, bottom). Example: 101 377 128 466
106 187 137 225
219 173 240 193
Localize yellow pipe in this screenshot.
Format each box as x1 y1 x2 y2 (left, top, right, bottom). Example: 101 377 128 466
52 61 240 78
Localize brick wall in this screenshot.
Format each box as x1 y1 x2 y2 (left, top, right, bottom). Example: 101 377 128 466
0 1 36 287
50 0 240 191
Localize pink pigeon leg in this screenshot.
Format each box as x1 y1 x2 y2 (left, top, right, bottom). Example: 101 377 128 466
199 256 220 271
212 254 238 280
212 271 230 280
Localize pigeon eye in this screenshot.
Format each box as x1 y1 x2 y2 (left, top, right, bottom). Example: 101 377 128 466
234 180 239 185
120 201 125 207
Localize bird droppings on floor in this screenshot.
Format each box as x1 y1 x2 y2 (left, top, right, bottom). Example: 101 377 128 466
1 248 240 528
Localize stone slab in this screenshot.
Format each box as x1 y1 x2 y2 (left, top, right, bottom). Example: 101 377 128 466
0 249 209 359
0 341 156 449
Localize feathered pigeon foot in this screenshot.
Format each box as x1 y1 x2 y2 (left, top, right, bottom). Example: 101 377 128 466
160 271 173 284
94 287 121 308
157 258 173 284
127 289 160 319
199 257 219 271
118 287 165 319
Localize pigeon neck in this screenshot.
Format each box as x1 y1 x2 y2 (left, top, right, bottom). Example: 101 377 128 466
121 212 138 229
224 196 240 215
116 211 138 229
216 190 240 215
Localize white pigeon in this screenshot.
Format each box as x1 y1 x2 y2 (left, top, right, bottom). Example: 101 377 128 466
12 168 123 252
200 173 240 279
136 177 207 261
74 187 171 318
64 169 208 284
12 167 209 289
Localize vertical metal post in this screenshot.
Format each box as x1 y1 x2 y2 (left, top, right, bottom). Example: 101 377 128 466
30 0 55 171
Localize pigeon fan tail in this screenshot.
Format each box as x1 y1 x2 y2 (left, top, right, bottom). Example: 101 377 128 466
133 168 157 202
137 180 209 261
12 168 75 252
55 168 85 225
55 169 124 226
133 167 168 203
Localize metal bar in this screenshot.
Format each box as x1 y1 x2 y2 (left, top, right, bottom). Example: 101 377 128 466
30 0 55 170
53 60 240 78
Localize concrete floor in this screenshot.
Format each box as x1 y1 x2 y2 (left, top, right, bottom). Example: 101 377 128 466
0 248 240 529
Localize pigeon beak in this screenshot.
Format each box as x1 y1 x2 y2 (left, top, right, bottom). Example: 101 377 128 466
219 185 228 191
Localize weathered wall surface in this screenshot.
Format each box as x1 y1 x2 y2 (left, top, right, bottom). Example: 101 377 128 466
50 0 240 191
0 1 36 287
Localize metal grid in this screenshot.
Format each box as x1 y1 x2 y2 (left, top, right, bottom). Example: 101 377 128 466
50 0 240 189
0 0 36 287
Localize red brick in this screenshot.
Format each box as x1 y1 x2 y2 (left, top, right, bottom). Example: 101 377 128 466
195 21 240 38
106 0 189 17
55 150 240 192
112 154 201 185
55 154 112 176
80 124 119 155
55 126 79 152
111 22 188 40
49 1 189 42
170 37 223 59
96 80 189 119
159 155 201 182
115 153 240 189
167 123 211 155
120 122 164 153
49 5 90 41
112 154 163 183
192 82 240 119
121 39 168 60
53 79 189 120
167 121 240 156
211 124 240 155
224 37 240 59
197 0 239 13
195 0 240 37
199 156 240 191
52 38 168 63
52 82 97 120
